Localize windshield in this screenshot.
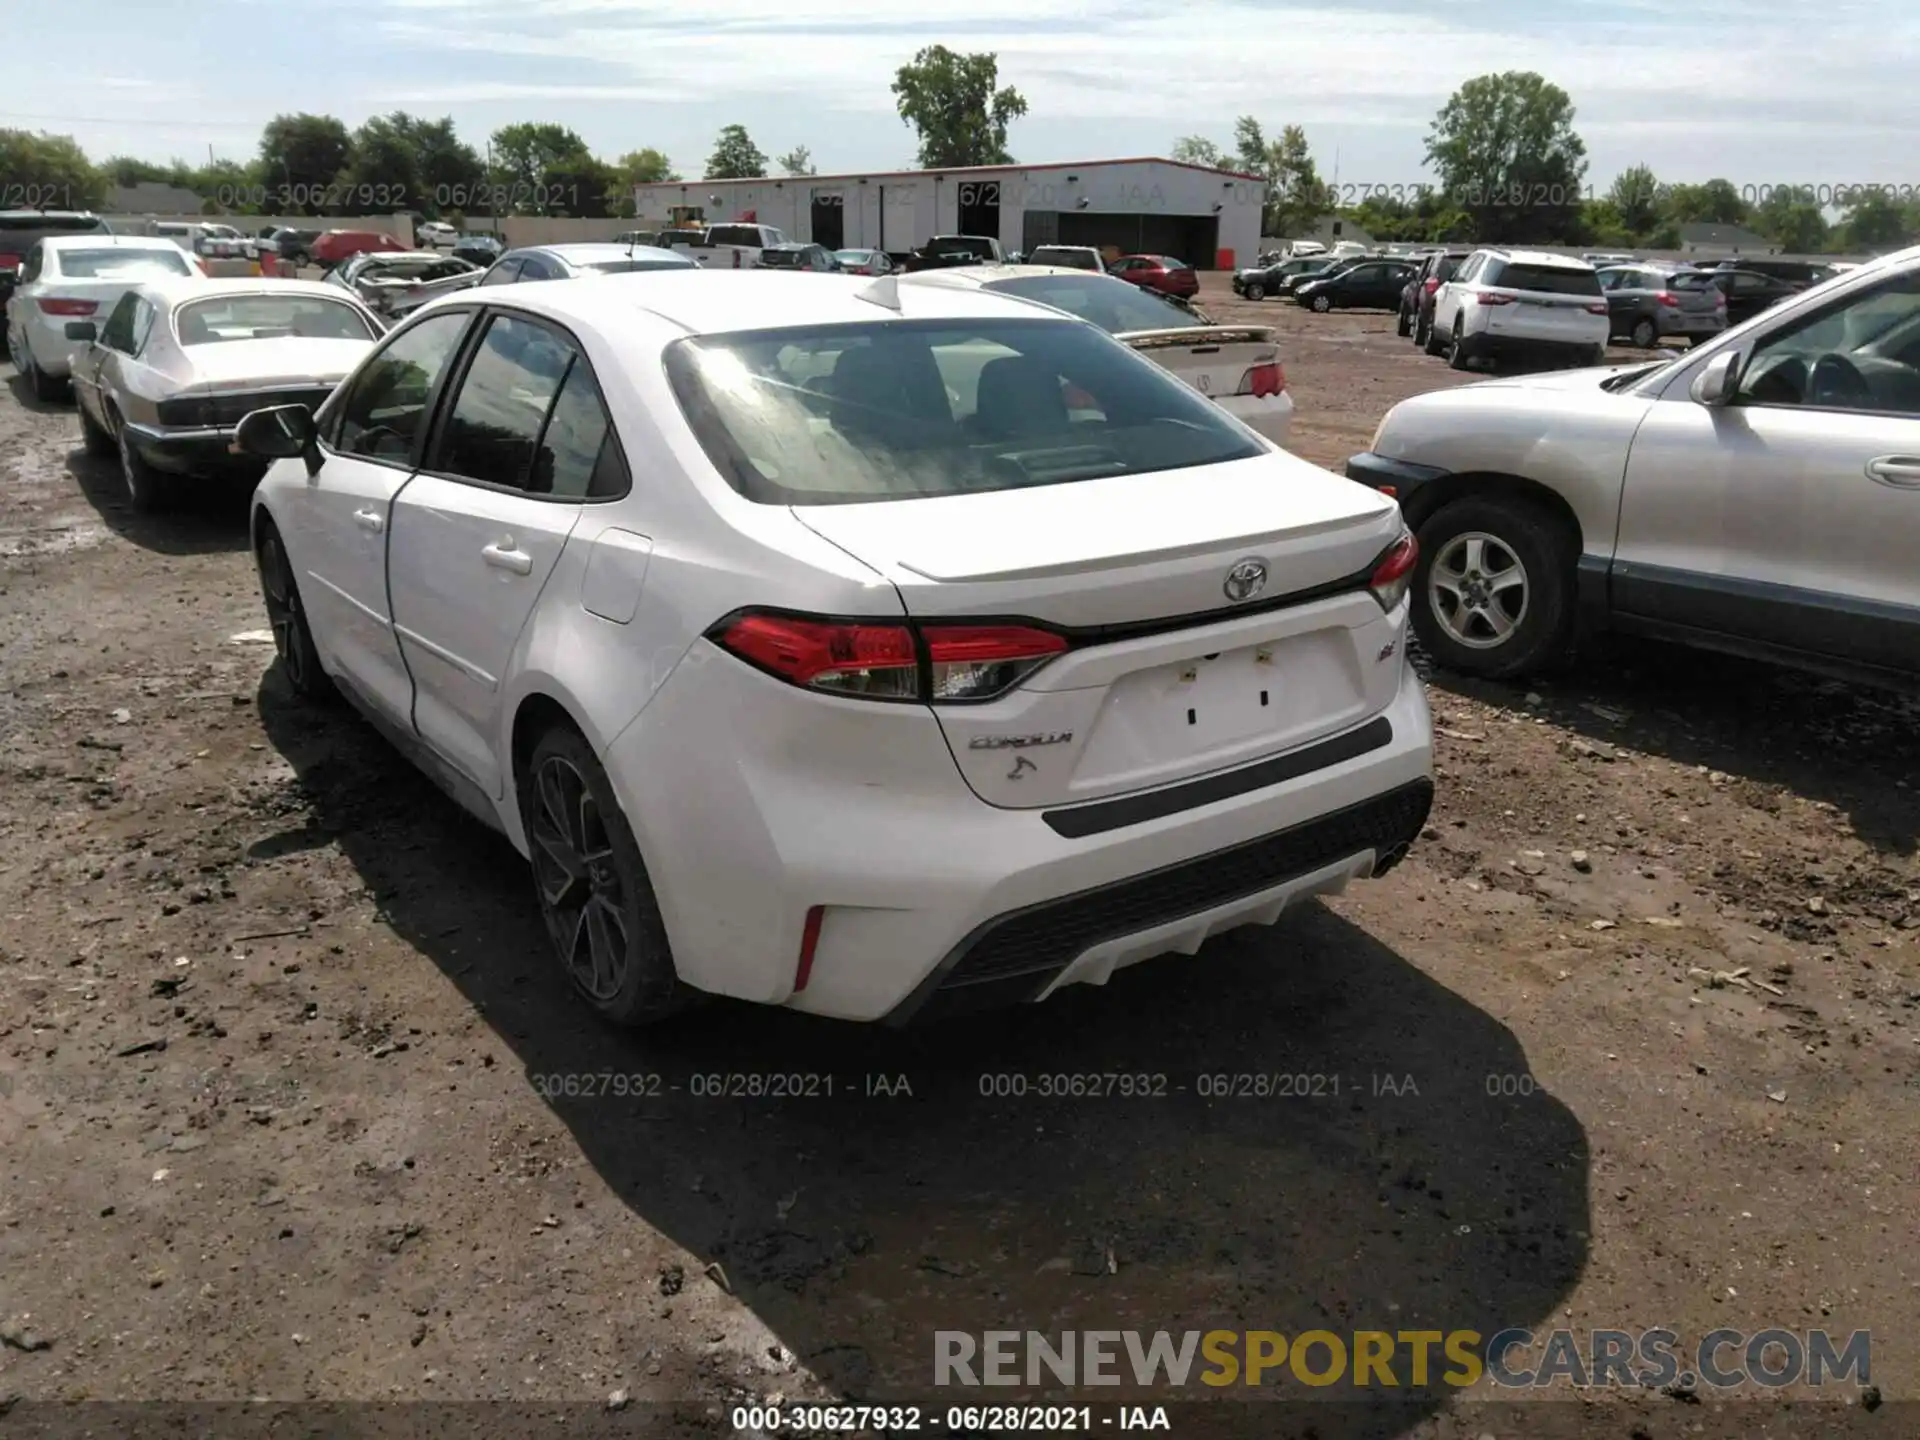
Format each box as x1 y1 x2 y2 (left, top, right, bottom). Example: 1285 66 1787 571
664 317 1263 506
985 275 1204 333
175 294 377 344
56 248 192 279
929 238 994 258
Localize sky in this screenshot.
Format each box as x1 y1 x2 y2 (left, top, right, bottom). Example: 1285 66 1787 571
9 0 1920 196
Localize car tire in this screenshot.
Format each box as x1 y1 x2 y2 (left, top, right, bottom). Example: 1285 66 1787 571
1310 293 1332 313
1244 281 1265 301
1630 317 1658 348
1396 306 1412 337
1411 495 1576 680
78 399 115 456
518 724 693 1029
1424 320 1447 357
1447 329 1474 370
1585 345 1608 367
254 518 338 704
24 342 65 402
115 414 173 512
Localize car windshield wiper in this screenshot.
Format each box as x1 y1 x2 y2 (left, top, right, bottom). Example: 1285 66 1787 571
1599 361 1670 392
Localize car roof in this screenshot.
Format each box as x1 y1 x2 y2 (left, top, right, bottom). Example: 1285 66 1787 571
1483 248 1593 269
451 269 1085 337
40 234 180 251
528 243 691 264
898 263 1121 288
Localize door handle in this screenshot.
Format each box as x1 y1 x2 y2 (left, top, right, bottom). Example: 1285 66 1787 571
482 541 533 575
353 508 384 532
1865 456 1920 489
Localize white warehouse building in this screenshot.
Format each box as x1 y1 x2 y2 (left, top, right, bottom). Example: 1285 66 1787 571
632 157 1267 269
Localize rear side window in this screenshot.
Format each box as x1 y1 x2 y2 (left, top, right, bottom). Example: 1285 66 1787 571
664 316 1263 506
987 275 1203 333
535 363 629 500
1483 261 1603 297
54 248 193 279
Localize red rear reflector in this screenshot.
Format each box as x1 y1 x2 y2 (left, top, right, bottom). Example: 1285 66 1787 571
793 904 825 992
1377 484 1398 499
1476 293 1514 306
38 297 98 316
1237 361 1285 398
1368 533 1419 611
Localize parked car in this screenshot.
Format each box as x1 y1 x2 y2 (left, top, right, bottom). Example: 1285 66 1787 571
833 248 893 276
1699 257 1832 287
756 243 840 272
1427 249 1609 370
233 270 1433 1026
478 243 695 286
265 227 321 267
903 235 1006 272
1108 255 1199 299
1295 258 1419 313
1347 250 1917 689
1 212 114 308
1233 256 1333 300
1699 267 1806 326
67 277 381 511
901 263 1295 446
310 230 410 270
327 251 484 319
5 235 199 399
451 234 505 268
416 220 458 249
1400 249 1473 343
1595 264 1728 347
1024 245 1104 272
668 221 788 270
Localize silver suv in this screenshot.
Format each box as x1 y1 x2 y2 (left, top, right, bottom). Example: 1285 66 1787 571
1347 246 1920 690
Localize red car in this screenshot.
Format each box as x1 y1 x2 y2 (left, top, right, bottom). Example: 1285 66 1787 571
310 229 409 269
1108 254 1199 299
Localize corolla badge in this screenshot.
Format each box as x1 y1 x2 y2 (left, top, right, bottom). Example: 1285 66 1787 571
1223 557 1268 602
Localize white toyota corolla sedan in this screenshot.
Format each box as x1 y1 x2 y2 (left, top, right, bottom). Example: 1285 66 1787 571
236 270 1434 1026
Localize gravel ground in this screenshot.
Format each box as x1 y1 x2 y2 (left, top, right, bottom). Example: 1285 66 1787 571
0 276 1915 1438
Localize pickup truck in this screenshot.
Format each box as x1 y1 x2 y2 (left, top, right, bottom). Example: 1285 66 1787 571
903 235 1006 272
669 222 789 270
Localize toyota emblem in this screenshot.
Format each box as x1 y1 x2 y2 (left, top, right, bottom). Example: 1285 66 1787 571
1223 558 1268 602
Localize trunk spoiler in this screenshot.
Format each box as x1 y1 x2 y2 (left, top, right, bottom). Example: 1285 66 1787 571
1117 325 1278 349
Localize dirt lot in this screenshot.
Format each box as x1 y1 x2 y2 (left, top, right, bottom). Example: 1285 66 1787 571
0 275 1915 1438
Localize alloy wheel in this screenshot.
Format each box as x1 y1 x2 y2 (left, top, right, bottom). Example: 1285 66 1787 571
1428 531 1529 649
528 755 632 1002
258 533 308 690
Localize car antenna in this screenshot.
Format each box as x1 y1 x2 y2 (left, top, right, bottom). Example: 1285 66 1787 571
856 273 901 311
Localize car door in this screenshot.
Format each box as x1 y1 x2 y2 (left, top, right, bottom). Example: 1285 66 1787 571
72 290 133 426
1613 264 1920 681
1435 253 1482 335
385 309 601 797
289 308 478 728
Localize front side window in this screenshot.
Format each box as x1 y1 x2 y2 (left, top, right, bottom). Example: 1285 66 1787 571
129 297 156 356
19 245 44 284
53 247 192 280
664 317 1264 506
175 295 376 345
333 310 473 462
99 292 140 352
431 313 575 489
1736 268 1920 415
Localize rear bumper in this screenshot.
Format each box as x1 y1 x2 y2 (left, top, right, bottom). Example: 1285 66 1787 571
606 649 1433 1023
123 422 267 480
1465 331 1603 360
1215 391 1294 448
20 313 85 377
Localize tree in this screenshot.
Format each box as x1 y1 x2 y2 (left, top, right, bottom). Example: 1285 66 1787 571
100 155 173 188
777 145 816 177
1425 72 1587 243
490 122 593 213
615 148 677 185
705 124 767 180
1841 187 1910 252
891 46 1028 169
542 152 618 217
1661 178 1746 227
1606 164 1663 238
0 131 105 208
1170 136 1226 168
258 114 353 214
1750 185 1829 254
1232 117 1322 239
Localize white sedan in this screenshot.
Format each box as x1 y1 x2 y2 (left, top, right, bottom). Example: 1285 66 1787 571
70 277 382 511
901 264 1296 447
5 235 200 399
235 271 1433 1026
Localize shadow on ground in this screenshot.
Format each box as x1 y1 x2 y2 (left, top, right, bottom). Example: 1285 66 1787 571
61 448 254 557
258 669 1593 1439
1426 634 1920 858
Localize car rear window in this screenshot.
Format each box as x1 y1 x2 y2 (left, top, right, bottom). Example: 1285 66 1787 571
664 317 1263 506
986 275 1204 334
1668 271 1714 291
176 295 377 344
579 257 694 274
1484 261 1602 296
708 225 776 248
54 248 192 278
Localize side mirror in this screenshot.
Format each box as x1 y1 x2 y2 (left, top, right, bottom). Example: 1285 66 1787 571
65 321 97 342
234 403 319 473
1691 349 1742 407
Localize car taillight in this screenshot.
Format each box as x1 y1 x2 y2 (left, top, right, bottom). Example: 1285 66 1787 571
709 612 1068 702
1422 277 1440 294
37 297 98 316
1653 291 1679 307
1713 291 1727 308
1237 361 1285 398
1475 292 1514 306
1368 533 1419 612
1585 301 1609 315
0 253 22 271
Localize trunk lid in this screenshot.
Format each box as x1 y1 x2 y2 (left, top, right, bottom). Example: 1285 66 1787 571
1120 325 1279 404
181 337 373 392
792 455 1409 809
